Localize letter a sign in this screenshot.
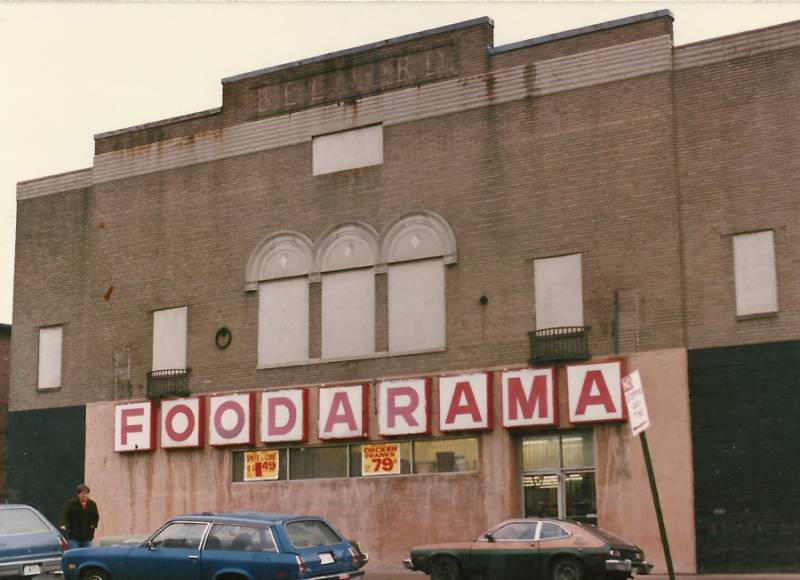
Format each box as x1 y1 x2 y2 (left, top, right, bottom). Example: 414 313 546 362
567 360 626 424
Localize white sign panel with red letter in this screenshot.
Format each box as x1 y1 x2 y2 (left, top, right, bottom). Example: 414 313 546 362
378 378 430 436
209 393 256 446
114 401 156 452
439 372 492 432
502 368 557 428
318 384 368 440
161 397 205 449
567 360 626 424
260 389 308 443
621 370 651 435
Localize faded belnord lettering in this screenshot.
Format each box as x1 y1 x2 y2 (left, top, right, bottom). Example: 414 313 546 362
257 44 457 115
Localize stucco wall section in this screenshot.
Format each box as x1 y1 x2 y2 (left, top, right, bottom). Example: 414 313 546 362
85 396 517 572
595 348 696 574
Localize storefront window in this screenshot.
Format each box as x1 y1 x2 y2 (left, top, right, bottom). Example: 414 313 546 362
232 437 478 483
521 433 560 469
289 446 348 480
413 438 477 474
521 430 596 524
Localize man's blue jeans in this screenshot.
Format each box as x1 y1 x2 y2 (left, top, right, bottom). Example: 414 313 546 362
68 539 92 549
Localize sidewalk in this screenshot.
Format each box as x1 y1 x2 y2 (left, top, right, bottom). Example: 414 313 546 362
366 574 800 580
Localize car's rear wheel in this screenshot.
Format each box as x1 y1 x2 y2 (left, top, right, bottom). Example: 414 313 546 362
431 556 462 580
80 569 111 580
552 558 583 580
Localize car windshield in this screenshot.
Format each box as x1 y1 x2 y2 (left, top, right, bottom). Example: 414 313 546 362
580 524 634 547
285 520 341 548
0 508 51 536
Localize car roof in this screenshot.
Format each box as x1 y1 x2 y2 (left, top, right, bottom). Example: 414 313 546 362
175 512 320 525
0 504 43 511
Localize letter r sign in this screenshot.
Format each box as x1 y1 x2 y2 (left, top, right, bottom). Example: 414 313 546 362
378 378 431 436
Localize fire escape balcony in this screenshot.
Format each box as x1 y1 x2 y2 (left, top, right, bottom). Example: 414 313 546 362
146 368 190 399
528 326 591 365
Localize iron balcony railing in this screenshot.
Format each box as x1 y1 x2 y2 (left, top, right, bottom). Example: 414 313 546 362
146 368 190 399
528 326 591 365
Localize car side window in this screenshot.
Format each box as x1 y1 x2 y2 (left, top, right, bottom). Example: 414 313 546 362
0 508 51 535
491 522 537 541
150 522 208 550
285 520 341 548
206 524 277 553
539 523 569 540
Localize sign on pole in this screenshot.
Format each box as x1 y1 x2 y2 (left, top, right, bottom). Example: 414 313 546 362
621 370 650 436
622 369 676 580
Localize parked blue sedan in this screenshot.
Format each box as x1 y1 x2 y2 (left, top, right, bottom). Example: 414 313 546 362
62 512 368 580
0 503 67 578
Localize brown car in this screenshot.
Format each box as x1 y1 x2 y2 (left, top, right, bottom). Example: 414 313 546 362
403 518 652 580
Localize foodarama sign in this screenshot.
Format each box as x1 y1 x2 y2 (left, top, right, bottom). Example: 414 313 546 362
114 359 627 452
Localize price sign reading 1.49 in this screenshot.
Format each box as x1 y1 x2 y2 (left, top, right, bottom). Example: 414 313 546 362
244 449 280 481
361 443 400 476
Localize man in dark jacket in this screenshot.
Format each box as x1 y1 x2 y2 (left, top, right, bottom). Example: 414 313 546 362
59 483 100 549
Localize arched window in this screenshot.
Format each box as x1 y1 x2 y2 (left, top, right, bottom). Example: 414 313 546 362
314 222 379 359
245 231 313 366
379 211 457 353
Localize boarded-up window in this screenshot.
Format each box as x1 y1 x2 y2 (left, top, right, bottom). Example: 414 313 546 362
534 254 584 329
388 259 445 352
321 269 375 358
259 278 309 365
733 230 778 316
152 306 188 371
312 125 383 175
37 325 62 389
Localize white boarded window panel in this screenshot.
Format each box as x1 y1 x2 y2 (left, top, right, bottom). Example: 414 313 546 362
733 231 778 316
388 259 445 352
312 125 383 176
534 254 584 329
152 307 188 371
38 326 63 389
258 278 309 365
322 269 375 359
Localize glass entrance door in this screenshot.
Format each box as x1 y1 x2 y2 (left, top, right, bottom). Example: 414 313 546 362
520 431 597 524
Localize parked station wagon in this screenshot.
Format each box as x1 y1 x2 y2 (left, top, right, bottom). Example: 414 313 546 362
62 512 368 580
404 518 651 580
0 504 67 578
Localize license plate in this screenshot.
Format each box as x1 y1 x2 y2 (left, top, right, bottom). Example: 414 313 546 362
23 564 42 576
319 552 334 564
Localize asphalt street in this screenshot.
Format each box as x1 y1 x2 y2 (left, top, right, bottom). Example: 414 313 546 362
34 571 800 579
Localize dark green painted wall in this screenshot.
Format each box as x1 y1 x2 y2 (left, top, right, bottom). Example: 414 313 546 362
7 406 85 526
690 341 800 572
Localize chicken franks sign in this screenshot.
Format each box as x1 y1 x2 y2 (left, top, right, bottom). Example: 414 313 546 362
114 360 627 452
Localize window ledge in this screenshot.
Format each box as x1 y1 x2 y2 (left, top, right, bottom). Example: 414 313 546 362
257 346 446 370
37 386 62 392
736 311 779 322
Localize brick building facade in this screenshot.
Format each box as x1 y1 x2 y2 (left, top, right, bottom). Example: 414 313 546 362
10 11 800 572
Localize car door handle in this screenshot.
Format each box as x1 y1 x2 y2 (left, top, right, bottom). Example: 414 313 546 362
188 555 199 560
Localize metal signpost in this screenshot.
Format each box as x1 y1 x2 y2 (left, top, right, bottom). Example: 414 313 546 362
621 371 676 580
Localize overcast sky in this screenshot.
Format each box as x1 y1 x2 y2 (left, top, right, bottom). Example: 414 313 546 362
2 1 799 325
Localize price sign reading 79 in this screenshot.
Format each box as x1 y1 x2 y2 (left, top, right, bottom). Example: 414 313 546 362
361 443 401 476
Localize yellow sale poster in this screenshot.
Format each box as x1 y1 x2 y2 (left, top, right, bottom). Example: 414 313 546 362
362 443 400 476
244 449 280 481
